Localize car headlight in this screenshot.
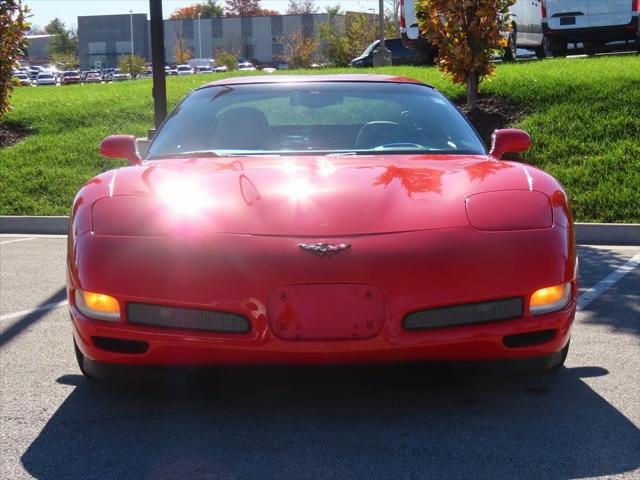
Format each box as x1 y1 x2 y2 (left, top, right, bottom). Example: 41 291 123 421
75 289 120 321
465 190 552 231
530 282 572 315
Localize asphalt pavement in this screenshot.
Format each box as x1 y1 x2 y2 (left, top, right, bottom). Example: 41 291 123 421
1 236 638 479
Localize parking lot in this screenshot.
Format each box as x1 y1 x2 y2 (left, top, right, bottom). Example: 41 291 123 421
0 236 638 479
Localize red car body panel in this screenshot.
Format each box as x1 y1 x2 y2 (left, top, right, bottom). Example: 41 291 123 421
67 75 577 367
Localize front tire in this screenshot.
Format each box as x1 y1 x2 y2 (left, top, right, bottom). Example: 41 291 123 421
544 339 570 371
535 38 549 59
503 30 517 61
550 39 568 57
74 338 96 380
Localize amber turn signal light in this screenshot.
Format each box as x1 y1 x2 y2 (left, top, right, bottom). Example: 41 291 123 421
75 289 120 321
530 283 571 315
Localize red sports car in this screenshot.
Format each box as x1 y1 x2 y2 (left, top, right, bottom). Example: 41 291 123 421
68 75 577 379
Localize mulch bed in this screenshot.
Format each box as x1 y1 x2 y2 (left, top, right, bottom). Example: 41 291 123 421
457 95 527 148
0 122 31 149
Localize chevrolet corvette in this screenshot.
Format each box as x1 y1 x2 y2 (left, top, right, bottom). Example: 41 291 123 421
67 75 577 378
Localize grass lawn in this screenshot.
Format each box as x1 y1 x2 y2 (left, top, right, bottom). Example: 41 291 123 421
1 55 639 222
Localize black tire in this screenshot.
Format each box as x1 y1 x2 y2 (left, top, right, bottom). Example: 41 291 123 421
550 39 568 57
535 38 549 59
503 30 517 62
583 41 596 56
544 339 570 371
74 338 96 380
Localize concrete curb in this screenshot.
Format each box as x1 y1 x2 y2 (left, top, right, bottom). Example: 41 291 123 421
1 216 639 245
573 223 640 246
0 216 68 235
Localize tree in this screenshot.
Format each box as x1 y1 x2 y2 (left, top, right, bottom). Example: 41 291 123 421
173 32 192 64
282 31 318 68
384 0 400 37
214 49 237 70
170 1 224 19
286 0 317 15
51 52 79 70
225 0 262 16
324 5 341 16
256 8 279 15
319 12 376 66
416 0 514 110
44 17 78 56
119 54 146 78
1 0 30 121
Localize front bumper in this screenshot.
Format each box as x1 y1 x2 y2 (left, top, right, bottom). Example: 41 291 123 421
72 301 575 366
68 224 577 366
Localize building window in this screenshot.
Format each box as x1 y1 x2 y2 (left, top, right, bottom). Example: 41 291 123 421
115 41 132 55
88 42 106 55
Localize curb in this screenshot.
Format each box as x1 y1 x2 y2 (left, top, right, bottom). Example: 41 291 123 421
0 216 68 235
1 216 639 245
573 223 640 246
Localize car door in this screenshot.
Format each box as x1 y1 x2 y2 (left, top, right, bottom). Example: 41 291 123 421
545 0 590 30
587 0 632 27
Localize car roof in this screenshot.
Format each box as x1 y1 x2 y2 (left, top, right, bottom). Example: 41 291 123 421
198 74 431 89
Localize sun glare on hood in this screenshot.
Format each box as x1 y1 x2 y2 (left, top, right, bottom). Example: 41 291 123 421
157 178 212 215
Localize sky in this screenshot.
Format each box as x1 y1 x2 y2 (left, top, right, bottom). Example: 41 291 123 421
25 0 382 30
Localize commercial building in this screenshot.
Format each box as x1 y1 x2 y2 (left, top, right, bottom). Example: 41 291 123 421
24 34 55 64
78 13 337 69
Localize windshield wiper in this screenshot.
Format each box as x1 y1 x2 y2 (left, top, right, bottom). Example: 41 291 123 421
148 150 228 159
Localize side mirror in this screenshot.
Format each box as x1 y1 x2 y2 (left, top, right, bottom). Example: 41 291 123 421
99 135 142 165
489 129 531 160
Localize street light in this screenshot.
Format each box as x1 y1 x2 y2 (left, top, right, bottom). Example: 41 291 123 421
129 10 134 75
372 0 391 66
197 12 202 59
129 10 134 56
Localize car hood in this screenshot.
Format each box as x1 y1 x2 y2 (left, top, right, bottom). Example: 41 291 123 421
101 154 537 236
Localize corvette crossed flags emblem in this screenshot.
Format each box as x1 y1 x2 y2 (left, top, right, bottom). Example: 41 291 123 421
299 243 352 257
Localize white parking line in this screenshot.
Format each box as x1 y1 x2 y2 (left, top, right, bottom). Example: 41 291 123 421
577 253 640 310
0 300 68 321
0 237 36 245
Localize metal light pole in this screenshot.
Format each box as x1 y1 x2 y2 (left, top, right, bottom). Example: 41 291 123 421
128 10 134 75
372 0 391 66
197 12 202 59
129 10 134 55
149 0 167 128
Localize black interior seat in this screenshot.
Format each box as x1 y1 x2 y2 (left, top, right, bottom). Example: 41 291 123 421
211 107 278 150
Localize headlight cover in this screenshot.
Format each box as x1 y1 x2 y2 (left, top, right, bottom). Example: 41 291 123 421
75 289 120 321
530 282 572 315
465 190 552 231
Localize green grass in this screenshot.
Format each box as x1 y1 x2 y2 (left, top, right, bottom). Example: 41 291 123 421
1 55 639 221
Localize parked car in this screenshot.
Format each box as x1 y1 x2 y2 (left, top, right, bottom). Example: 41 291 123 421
35 72 57 86
112 69 131 81
165 65 177 75
85 72 103 83
196 65 213 74
400 0 549 60
176 64 194 76
237 59 256 71
71 74 576 380
351 38 433 67
214 65 229 73
28 66 43 80
61 71 82 85
100 68 115 81
12 72 31 86
542 0 640 55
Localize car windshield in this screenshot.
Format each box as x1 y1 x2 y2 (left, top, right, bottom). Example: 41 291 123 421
362 41 379 56
146 82 485 159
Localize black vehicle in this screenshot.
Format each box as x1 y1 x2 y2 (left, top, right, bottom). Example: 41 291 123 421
351 38 433 67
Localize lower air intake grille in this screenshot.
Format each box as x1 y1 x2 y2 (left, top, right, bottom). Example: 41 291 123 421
403 297 524 331
127 303 251 333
